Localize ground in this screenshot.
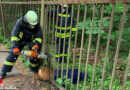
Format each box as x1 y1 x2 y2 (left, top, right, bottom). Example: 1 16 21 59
0 43 58 90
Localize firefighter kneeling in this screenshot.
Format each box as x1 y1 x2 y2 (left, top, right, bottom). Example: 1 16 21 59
0 10 43 79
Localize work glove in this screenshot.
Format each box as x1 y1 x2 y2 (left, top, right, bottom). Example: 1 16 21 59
30 50 39 58
32 45 39 58
32 45 39 50
13 48 21 55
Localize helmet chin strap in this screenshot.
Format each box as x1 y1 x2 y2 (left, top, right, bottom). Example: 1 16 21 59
29 25 35 29
26 24 35 29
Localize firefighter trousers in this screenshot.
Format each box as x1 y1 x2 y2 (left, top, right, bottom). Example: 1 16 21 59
1 41 40 73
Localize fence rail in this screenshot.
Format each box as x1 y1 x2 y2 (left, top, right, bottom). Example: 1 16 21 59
0 0 130 5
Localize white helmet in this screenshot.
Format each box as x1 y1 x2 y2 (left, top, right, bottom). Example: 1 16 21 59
63 4 68 8
60 4 68 8
25 10 38 25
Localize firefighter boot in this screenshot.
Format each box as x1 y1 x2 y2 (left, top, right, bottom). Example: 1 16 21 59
0 72 7 79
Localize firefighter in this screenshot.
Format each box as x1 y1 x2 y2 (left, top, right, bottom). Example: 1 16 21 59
54 4 76 63
0 10 43 79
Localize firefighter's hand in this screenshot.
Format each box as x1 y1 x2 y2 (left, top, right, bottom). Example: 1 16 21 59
13 48 21 55
32 45 39 50
30 50 39 58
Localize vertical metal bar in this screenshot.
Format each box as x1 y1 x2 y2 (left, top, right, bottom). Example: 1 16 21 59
32 0 35 10
19 1 21 18
51 5 55 54
61 5 69 79
15 0 17 18
33 0 35 11
122 51 130 90
16 3 18 18
11 1 14 17
100 4 115 90
70 4 80 90
46 4 50 53
45 4 49 54
40 0 45 52
0 0 5 38
51 4 56 81
18 3 20 19
22 0 26 16
46 3 50 75
47 4 51 80
76 4 87 90
109 3 127 90
65 4 74 90
19 4 21 18
90 4 104 90
12 0 15 19
30 0 31 9
16 5 20 18
83 4 96 90
42 0 47 68
38 2 41 20
56 4 64 79
55 5 59 79
48 2 54 80
20 3 22 17
24 1 28 62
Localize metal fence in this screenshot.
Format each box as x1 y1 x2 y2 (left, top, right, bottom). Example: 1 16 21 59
0 0 130 90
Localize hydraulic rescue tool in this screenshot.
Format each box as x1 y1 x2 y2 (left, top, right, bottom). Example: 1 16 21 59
0 50 50 59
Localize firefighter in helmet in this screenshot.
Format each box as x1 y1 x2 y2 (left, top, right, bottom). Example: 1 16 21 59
0 10 43 79
54 4 76 63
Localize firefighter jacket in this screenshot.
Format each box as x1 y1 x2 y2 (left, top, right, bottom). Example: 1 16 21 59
51 9 76 38
11 17 43 48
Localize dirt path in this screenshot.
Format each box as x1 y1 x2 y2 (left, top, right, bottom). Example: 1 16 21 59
0 43 58 90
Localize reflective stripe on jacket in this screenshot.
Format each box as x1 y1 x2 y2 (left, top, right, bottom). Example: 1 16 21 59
11 17 43 48
53 9 76 38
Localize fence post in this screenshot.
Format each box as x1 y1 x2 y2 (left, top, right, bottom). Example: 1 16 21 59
0 0 5 38
122 51 130 90
40 0 45 53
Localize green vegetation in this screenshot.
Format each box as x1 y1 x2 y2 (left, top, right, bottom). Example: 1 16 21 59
0 26 11 48
55 57 130 90
76 3 130 53
55 3 130 90
0 27 4 42
19 55 30 68
0 2 129 90
2 39 11 49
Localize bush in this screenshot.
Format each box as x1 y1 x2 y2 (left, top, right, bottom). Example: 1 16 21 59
0 27 4 42
2 39 11 49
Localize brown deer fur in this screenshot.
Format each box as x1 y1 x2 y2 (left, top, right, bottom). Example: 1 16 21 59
32 67 53 87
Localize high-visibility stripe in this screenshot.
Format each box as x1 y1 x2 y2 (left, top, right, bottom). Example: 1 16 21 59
19 32 23 38
4 60 15 66
55 32 70 38
35 38 42 43
72 28 76 31
55 25 70 30
11 37 19 42
55 54 68 57
30 63 38 67
58 13 70 17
